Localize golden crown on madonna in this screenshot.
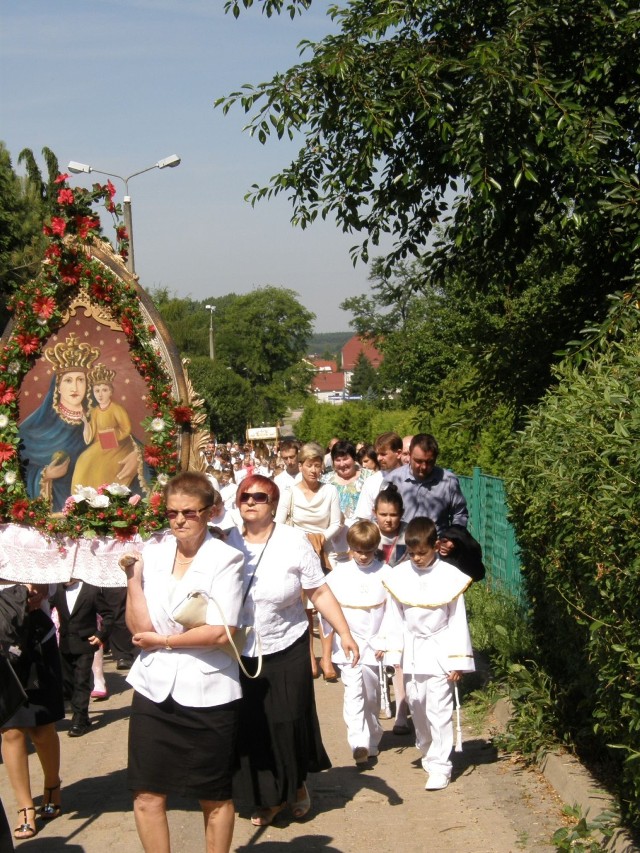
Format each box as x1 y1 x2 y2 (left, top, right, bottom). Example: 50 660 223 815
44 332 100 375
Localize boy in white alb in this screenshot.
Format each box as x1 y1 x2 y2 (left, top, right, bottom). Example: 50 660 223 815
320 521 392 765
382 516 474 790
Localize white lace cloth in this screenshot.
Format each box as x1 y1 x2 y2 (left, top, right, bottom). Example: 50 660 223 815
0 524 167 587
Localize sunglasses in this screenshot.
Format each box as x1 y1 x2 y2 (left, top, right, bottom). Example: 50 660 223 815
166 505 211 521
238 492 271 505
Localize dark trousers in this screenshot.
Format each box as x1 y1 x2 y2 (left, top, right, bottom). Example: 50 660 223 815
61 650 94 722
106 588 134 662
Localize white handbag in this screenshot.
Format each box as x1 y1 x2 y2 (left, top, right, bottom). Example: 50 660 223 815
172 589 262 679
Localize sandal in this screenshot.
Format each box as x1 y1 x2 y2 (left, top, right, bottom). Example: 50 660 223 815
40 780 62 821
14 806 37 840
291 783 311 819
250 803 285 827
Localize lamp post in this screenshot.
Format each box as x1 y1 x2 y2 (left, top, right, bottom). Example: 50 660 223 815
205 304 216 362
67 155 181 274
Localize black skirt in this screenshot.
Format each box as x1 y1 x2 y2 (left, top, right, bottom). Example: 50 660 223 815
128 691 240 801
234 630 331 808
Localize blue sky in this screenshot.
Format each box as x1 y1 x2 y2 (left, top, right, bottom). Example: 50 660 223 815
1 0 387 333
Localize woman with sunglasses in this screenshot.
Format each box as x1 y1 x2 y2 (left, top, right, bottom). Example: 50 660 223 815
234 474 359 827
121 472 244 853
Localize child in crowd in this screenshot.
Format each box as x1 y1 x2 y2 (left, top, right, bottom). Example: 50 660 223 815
320 521 392 765
49 581 117 737
373 484 410 735
382 516 474 790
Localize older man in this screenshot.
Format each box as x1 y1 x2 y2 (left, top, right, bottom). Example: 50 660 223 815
384 434 468 534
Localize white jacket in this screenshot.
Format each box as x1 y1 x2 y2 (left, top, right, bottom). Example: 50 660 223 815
127 533 244 707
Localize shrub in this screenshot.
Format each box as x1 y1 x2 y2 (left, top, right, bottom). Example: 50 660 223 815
505 290 640 832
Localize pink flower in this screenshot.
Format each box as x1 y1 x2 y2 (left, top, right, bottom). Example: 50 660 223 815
128 494 142 507
54 173 70 184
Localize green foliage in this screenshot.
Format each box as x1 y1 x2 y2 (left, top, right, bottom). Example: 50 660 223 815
294 398 418 446
150 286 315 432
413 365 516 476
348 352 379 399
466 582 533 666
505 289 640 832
218 0 639 312
552 805 618 852
494 661 572 764
0 143 49 317
307 331 351 356
186 357 254 442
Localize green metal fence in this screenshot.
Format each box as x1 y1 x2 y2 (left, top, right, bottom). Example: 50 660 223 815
458 467 524 602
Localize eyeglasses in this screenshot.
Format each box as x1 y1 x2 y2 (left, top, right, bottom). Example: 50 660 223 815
166 505 211 521
238 492 271 505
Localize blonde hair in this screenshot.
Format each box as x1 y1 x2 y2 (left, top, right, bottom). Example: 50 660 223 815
298 442 324 464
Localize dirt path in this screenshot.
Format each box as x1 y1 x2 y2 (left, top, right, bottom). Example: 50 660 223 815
0 650 565 853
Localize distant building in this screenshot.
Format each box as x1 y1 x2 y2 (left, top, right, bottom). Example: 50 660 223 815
307 336 383 403
310 370 346 404
341 336 383 393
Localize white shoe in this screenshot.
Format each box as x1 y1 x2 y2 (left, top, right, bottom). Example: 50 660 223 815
425 773 450 791
353 746 369 765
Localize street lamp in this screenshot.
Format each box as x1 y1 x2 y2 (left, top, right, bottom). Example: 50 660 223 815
205 304 216 362
67 155 181 274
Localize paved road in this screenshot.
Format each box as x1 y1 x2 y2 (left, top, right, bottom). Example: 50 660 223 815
1 648 564 853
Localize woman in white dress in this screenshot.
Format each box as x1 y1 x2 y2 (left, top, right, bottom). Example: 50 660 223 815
274 442 341 679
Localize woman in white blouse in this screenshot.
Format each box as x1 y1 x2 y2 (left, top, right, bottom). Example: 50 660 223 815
234 474 359 827
123 472 244 853
274 441 341 679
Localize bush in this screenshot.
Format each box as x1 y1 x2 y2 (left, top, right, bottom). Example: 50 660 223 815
505 290 640 833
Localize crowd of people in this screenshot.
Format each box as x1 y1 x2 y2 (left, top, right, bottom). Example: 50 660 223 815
1 430 485 852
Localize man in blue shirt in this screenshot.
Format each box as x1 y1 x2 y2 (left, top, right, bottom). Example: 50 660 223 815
384 434 468 534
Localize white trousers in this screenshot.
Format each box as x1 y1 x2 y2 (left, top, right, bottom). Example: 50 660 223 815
405 673 454 777
341 663 383 753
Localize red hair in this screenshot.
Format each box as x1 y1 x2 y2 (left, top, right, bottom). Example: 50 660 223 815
236 474 280 507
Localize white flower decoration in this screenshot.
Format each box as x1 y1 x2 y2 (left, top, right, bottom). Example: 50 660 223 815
150 418 166 433
106 483 131 497
156 473 169 487
73 485 98 502
0 414 9 429
7 361 21 374
88 494 110 509
3 471 17 485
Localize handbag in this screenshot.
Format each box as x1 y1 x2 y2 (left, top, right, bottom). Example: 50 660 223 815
171 588 261 678
171 525 275 678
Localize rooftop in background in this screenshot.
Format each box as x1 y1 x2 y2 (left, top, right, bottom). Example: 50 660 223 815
341 336 384 372
307 356 338 373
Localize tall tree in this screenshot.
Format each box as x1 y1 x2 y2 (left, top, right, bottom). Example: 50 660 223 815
0 143 49 325
219 0 639 303
348 352 378 398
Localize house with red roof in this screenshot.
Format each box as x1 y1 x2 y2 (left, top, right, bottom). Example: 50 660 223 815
310 370 346 404
306 336 383 404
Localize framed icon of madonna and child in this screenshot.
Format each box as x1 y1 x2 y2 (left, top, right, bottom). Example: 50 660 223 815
2 240 206 517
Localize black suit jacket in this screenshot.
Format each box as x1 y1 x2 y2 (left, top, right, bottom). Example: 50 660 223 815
50 583 117 656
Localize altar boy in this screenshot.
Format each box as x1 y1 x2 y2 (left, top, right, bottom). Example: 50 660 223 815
381 516 475 790
320 521 393 765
